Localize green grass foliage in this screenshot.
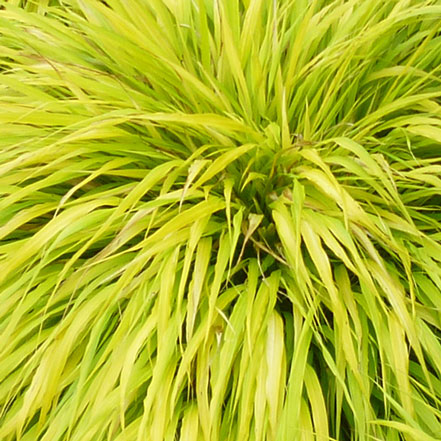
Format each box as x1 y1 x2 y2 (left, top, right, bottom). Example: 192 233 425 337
1 0 441 439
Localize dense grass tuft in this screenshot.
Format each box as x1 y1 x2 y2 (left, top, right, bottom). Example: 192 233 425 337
1 1 441 440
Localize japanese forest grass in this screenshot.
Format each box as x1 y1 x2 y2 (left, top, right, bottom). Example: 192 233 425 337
1 1 441 440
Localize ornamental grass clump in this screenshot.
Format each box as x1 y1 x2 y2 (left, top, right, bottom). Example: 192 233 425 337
1 0 441 440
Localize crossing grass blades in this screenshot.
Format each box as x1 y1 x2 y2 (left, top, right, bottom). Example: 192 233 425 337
1 0 441 440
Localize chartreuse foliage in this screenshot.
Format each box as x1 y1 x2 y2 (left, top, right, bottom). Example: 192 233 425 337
1 0 441 440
